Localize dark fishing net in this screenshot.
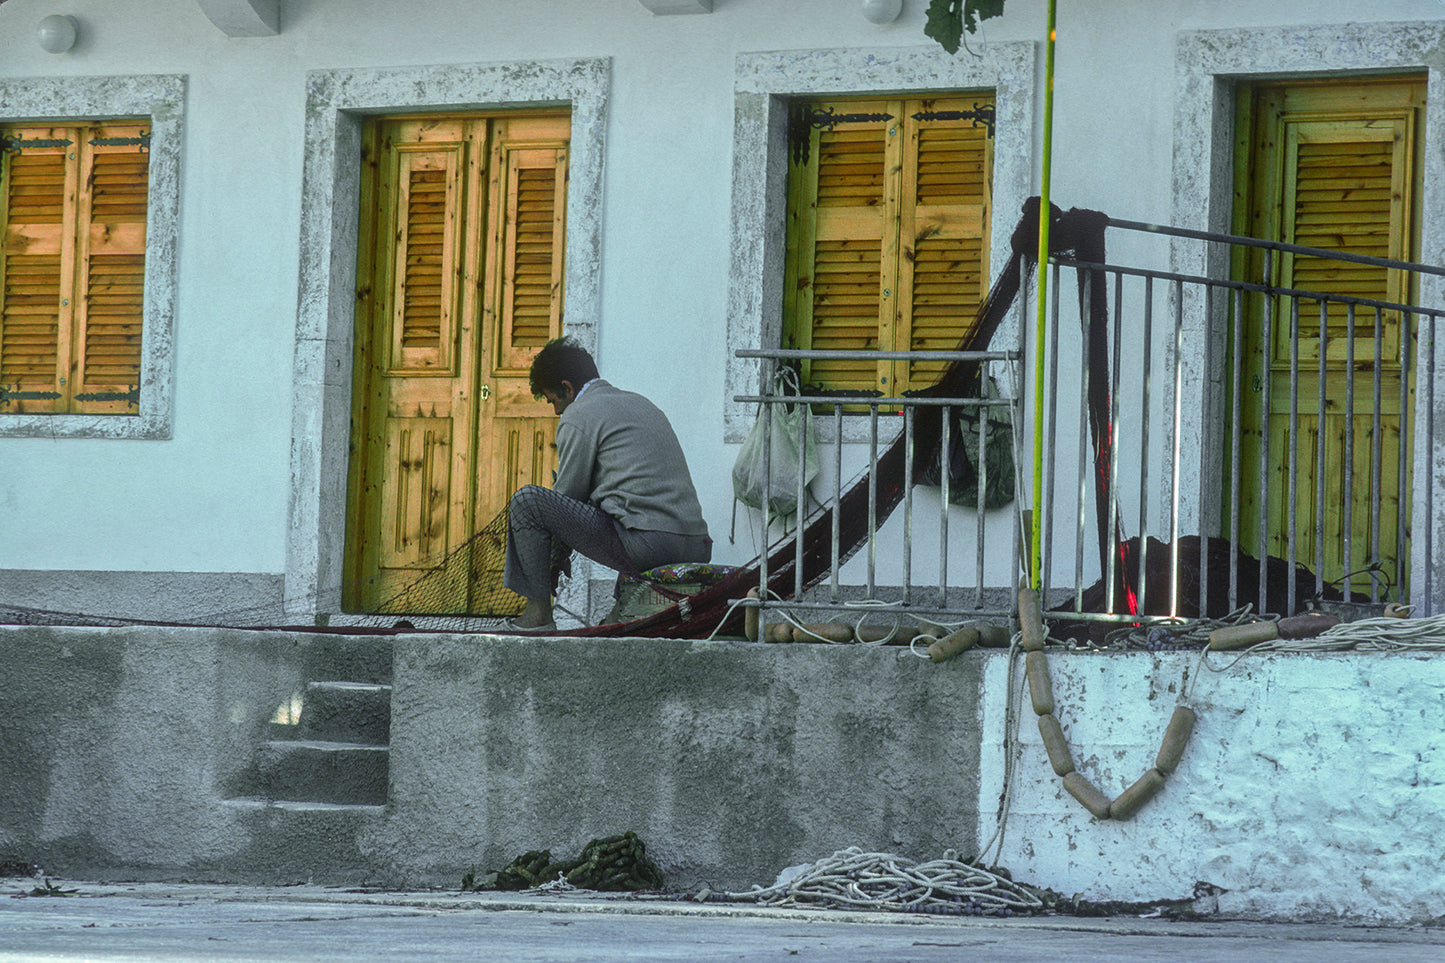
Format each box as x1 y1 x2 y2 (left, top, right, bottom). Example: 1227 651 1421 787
0 200 1052 636
7 199 1300 637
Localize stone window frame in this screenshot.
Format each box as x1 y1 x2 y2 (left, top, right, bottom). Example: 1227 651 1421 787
1173 21 1445 613
724 43 1037 443
0 73 184 440
285 57 610 615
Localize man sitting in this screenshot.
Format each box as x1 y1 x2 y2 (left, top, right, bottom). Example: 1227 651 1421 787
503 337 712 631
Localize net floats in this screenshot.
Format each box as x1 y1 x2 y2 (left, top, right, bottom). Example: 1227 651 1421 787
1019 591 1196 821
1108 768 1167 820
1208 611 1342 649
1018 586 1047 651
926 625 979 662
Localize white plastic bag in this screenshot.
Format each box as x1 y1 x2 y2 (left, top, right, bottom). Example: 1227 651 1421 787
731 369 819 537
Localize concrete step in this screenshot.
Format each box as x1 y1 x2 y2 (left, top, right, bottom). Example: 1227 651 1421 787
296 681 391 745
251 740 388 806
216 798 385 884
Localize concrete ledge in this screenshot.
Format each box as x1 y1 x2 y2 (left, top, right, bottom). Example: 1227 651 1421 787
0 569 285 623
2 625 1442 922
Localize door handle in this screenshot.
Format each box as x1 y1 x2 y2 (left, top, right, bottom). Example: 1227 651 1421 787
480 384 491 401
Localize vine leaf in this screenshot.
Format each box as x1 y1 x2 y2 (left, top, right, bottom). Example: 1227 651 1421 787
924 0 1007 55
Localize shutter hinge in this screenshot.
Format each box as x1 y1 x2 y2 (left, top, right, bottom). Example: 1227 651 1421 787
911 103 996 138
1 134 75 155
89 132 151 151
0 386 63 405
789 104 895 166
75 384 141 407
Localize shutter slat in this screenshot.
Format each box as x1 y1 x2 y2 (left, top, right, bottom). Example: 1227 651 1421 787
502 158 563 350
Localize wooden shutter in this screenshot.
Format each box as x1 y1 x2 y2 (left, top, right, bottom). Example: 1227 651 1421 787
389 132 465 373
1280 113 1413 363
785 101 890 394
1234 76 1423 591
494 128 567 372
901 99 993 387
0 122 147 415
1 128 71 413
75 124 148 412
783 95 993 397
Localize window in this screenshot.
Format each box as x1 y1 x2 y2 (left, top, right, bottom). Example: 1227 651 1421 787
782 94 994 398
1 122 149 415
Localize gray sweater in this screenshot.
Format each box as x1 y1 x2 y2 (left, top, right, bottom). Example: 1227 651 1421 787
554 380 709 537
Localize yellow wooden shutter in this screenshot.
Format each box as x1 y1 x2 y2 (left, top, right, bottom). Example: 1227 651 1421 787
74 124 148 413
494 132 566 372
1234 76 1423 592
901 98 993 388
1281 114 1414 363
389 128 466 373
1 128 70 413
1 122 148 415
783 95 993 397
785 100 890 394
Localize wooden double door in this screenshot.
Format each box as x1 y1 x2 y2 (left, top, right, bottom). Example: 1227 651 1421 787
344 112 569 613
1233 77 1422 594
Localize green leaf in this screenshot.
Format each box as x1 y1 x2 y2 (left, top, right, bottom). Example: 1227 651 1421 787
924 0 964 54
925 0 1007 54
964 0 1006 34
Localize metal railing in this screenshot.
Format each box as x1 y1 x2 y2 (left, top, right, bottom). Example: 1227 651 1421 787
1047 219 1442 621
733 342 1027 636
734 220 1443 634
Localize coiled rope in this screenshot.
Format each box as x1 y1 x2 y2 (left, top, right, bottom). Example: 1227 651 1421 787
721 847 1044 915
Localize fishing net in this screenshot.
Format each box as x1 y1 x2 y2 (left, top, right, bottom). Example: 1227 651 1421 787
0 199 1054 637
6 198 1265 638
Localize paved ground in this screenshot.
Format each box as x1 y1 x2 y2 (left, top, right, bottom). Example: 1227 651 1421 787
2 880 1443 962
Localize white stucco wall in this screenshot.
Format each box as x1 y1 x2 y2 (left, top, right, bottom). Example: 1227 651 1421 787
1 0 1443 617
979 648 1445 922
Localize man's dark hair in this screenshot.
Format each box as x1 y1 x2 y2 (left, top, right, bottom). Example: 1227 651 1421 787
529 337 599 397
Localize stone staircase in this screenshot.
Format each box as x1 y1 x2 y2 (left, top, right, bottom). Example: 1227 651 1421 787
227 672 392 809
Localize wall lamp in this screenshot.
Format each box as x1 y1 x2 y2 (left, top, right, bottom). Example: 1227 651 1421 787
37 14 79 54
862 0 902 24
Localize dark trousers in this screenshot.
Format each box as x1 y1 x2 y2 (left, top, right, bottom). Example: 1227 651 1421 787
502 485 711 601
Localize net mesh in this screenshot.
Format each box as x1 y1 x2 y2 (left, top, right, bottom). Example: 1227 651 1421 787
0 199 1076 638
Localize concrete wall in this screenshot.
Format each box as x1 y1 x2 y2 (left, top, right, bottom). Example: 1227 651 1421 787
0 625 391 881
367 633 984 889
4 0 1445 618
4 624 1443 922
976 647 1445 919
982 650 1445 923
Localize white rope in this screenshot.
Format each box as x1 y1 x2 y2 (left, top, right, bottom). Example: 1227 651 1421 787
722 846 1043 915
1271 610 1445 652
1074 604 1262 651
762 594 915 646
977 632 1026 867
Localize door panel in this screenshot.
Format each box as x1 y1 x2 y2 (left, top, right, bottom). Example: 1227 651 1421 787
1234 77 1421 594
477 116 569 532
346 112 568 614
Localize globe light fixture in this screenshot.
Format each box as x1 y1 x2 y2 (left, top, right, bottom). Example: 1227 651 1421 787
862 0 902 25
37 14 79 54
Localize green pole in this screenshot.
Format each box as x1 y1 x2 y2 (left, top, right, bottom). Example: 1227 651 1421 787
1030 0 1057 591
